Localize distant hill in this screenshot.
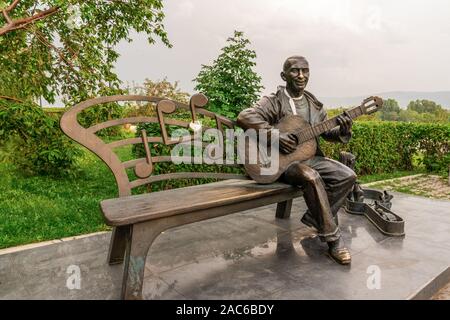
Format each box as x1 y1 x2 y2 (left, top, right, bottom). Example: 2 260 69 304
319 91 450 109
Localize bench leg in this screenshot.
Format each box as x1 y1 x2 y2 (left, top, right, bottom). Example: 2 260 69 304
276 199 293 219
122 222 161 300
107 226 130 265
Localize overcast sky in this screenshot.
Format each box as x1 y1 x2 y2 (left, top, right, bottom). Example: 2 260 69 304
115 0 450 98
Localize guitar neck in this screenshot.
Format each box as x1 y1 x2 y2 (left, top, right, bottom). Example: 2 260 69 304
294 104 365 143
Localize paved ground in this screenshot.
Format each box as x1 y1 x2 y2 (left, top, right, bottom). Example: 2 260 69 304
369 173 450 300
0 191 449 300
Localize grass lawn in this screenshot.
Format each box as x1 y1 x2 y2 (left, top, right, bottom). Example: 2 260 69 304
357 170 425 184
0 147 424 249
0 150 119 249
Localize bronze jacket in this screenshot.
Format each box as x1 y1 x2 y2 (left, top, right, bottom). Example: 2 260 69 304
236 86 351 157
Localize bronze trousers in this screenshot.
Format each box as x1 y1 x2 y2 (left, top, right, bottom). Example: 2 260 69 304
280 156 357 242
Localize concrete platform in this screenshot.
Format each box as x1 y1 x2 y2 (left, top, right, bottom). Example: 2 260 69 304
0 191 449 300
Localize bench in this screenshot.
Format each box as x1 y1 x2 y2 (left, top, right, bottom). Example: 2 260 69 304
60 93 303 300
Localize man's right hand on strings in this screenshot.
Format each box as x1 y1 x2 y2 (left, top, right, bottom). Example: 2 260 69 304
279 132 298 154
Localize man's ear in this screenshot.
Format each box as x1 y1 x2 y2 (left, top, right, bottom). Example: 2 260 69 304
280 71 286 81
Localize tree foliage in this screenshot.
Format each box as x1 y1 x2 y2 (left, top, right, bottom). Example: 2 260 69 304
329 98 449 123
407 99 444 114
0 0 170 104
0 98 81 175
132 77 190 104
379 98 401 121
194 30 263 119
126 78 190 118
402 99 448 123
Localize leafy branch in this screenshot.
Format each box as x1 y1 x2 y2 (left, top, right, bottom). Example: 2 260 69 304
0 1 60 36
0 1 170 104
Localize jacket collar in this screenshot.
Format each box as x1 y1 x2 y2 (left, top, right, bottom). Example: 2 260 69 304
276 86 323 110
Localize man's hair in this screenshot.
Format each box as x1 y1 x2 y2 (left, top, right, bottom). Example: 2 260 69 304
283 56 309 72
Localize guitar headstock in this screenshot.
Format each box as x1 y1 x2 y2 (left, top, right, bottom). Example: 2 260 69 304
361 96 383 114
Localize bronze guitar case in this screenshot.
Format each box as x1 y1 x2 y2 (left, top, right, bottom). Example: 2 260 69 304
345 188 405 237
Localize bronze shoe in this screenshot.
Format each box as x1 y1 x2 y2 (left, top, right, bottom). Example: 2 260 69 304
327 239 351 265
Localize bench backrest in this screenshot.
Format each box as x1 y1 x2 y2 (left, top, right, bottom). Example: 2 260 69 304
60 94 246 197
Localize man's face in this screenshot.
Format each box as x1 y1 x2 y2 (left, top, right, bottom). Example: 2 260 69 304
281 58 310 93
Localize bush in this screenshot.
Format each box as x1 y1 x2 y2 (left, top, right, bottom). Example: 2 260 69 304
0 100 82 176
321 122 450 175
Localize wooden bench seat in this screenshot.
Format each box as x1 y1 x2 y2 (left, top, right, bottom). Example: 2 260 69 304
101 179 301 226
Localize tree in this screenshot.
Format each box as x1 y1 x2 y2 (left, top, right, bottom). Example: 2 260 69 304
0 1 170 104
379 98 400 121
193 30 263 119
136 78 190 104
407 99 443 114
398 109 419 122
127 78 190 117
404 99 450 123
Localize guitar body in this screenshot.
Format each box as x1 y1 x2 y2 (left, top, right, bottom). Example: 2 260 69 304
240 115 317 184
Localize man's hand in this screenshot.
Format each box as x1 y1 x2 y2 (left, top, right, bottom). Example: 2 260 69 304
279 132 298 154
337 111 353 136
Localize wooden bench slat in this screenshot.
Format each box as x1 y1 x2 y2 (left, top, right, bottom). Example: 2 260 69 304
100 179 301 226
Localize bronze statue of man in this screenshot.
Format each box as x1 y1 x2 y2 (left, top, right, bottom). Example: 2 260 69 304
237 56 356 264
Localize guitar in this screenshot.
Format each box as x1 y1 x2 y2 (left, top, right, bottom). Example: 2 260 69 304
238 96 383 184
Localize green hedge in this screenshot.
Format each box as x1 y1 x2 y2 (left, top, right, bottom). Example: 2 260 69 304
320 122 450 175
